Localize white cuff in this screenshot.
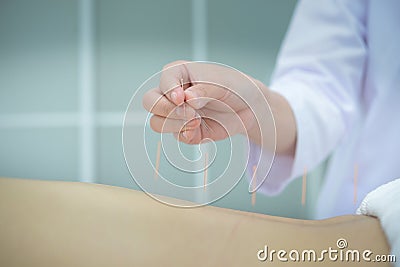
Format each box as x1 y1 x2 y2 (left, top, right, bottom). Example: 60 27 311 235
357 178 400 264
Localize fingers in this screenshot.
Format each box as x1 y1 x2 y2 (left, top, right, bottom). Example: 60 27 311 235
159 60 190 106
184 83 228 110
172 118 227 145
143 88 196 119
159 61 233 110
173 128 202 145
150 115 201 134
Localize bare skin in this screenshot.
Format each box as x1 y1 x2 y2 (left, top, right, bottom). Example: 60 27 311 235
0 178 391 267
142 61 297 156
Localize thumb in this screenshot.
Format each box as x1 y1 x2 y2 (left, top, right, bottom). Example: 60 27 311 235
159 61 190 106
184 83 227 110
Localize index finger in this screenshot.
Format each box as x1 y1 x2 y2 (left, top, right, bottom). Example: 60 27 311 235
142 88 196 119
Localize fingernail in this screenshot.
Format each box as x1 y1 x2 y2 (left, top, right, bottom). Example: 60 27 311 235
185 90 197 100
186 91 206 109
182 131 188 139
171 91 177 103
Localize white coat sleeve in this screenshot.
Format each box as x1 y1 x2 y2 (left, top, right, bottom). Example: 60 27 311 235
248 0 368 194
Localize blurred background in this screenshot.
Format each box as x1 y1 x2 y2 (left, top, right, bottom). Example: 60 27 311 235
0 0 326 219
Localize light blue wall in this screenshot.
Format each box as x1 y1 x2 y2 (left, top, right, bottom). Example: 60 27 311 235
0 0 80 180
0 0 324 219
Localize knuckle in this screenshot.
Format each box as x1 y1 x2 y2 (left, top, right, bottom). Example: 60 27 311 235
152 97 171 117
149 117 161 133
142 92 151 111
161 101 172 117
162 60 189 71
187 138 198 145
181 138 191 145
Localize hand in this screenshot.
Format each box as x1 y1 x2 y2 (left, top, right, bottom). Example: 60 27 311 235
143 61 263 143
142 61 296 155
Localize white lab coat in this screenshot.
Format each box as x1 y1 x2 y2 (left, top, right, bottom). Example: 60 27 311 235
249 0 400 218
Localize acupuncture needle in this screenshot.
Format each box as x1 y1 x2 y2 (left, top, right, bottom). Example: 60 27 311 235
203 152 208 191
180 79 212 134
154 141 161 179
196 109 213 133
302 167 307 206
180 78 186 118
251 165 257 206
180 78 187 134
353 164 358 205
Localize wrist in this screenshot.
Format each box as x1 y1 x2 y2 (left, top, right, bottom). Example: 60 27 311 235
244 80 273 146
245 81 297 156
